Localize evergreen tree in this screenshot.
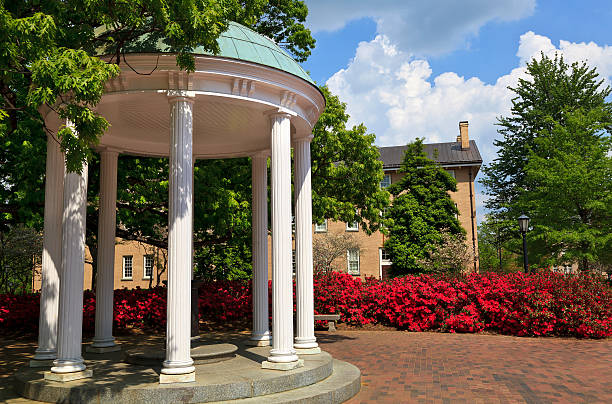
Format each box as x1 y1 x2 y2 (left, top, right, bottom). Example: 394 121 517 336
384 139 462 276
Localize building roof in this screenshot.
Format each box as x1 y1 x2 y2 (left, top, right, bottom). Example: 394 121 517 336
96 22 314 84
379 140 482 169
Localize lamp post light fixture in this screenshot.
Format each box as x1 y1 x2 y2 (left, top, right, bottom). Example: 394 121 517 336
518 214 530 274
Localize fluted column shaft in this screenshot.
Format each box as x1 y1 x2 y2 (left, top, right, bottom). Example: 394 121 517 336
268 113 298 364
293 136 318 350
250 152 271 344
162 95 195 376
92 150 119 348
51 158 88 374
34 135 64 361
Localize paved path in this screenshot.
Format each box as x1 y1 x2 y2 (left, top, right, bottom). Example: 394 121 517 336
1 331 611 403
317 331 612 403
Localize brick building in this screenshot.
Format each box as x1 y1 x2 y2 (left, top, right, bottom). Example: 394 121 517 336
33 122 481 290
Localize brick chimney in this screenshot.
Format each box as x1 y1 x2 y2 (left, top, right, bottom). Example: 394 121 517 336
458 121 470 150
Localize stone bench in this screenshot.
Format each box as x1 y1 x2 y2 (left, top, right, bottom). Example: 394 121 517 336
314 314 341 332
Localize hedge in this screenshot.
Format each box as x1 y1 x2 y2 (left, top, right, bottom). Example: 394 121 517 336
1 272 610 338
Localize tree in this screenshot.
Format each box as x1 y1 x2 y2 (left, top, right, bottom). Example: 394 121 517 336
477 215 519 273
0 225 42 293
480 54 612 269
312 232 361 276
311 86 389 233
417 229 473 274
384 139 463 276
522 108 612 270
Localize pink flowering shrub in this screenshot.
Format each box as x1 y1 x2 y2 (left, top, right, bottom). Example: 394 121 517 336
0 272 610 338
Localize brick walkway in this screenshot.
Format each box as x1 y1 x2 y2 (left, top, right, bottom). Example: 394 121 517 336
317 330 612 404
1 331 610 403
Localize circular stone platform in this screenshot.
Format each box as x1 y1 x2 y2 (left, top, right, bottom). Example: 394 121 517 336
15 345 360 404
125 343 238 366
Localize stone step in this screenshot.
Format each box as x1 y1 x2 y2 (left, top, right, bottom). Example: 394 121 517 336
15 348 345 403
125 343 238 366
214 360 361 404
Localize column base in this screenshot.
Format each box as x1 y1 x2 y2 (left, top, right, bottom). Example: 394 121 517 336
29 359 54 368
159 371 196 384
295 347 321 355
262 359 304 371
33 349 57 361
86 343 122 354
246 339 271 347
246 334 271 347
44 369 92 382
294 337 318 349
51 359 86 374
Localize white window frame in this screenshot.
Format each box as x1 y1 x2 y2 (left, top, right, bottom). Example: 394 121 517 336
379 248 392 279
380 248 392 264
314 219 328 233
347 248 360 275
380 174 392 189
122 255 133 280
143 255 154 279
346 221 359 232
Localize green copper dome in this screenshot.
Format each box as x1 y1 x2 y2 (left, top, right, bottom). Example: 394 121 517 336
98 22 314 84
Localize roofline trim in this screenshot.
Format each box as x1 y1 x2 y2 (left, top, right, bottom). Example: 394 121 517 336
383 162 482 171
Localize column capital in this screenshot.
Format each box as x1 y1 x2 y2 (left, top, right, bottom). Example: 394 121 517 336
251 149 270 158
264 108 296 121
292 134 314 146
167 90 196 104
98 147 121 156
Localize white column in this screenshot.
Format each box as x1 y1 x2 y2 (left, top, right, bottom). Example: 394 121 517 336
293 135 320 354
161 93 195 382
263 113 301 369
32 135 64 365
90 150 120 352
49 155 90 378
249 152 271 346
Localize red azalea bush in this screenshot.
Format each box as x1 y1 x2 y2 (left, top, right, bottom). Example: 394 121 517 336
0 272 610 338
313 272 612 338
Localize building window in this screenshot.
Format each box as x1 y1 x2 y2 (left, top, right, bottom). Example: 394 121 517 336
314 219 328 233
122 256 133 280
346 221 359 232
446 169 456 179
143 255 154 279
380 207 388 229
347 249 360 275
381 248 391 263
380 174 391 189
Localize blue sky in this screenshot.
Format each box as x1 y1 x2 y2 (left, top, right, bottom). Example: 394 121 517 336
300 0 612 220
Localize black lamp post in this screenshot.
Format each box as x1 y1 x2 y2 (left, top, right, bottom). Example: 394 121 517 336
518 214 530 274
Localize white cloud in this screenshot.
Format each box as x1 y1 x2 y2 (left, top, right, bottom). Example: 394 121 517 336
305 0 535 56
518 31 612 80
326 32 612 219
